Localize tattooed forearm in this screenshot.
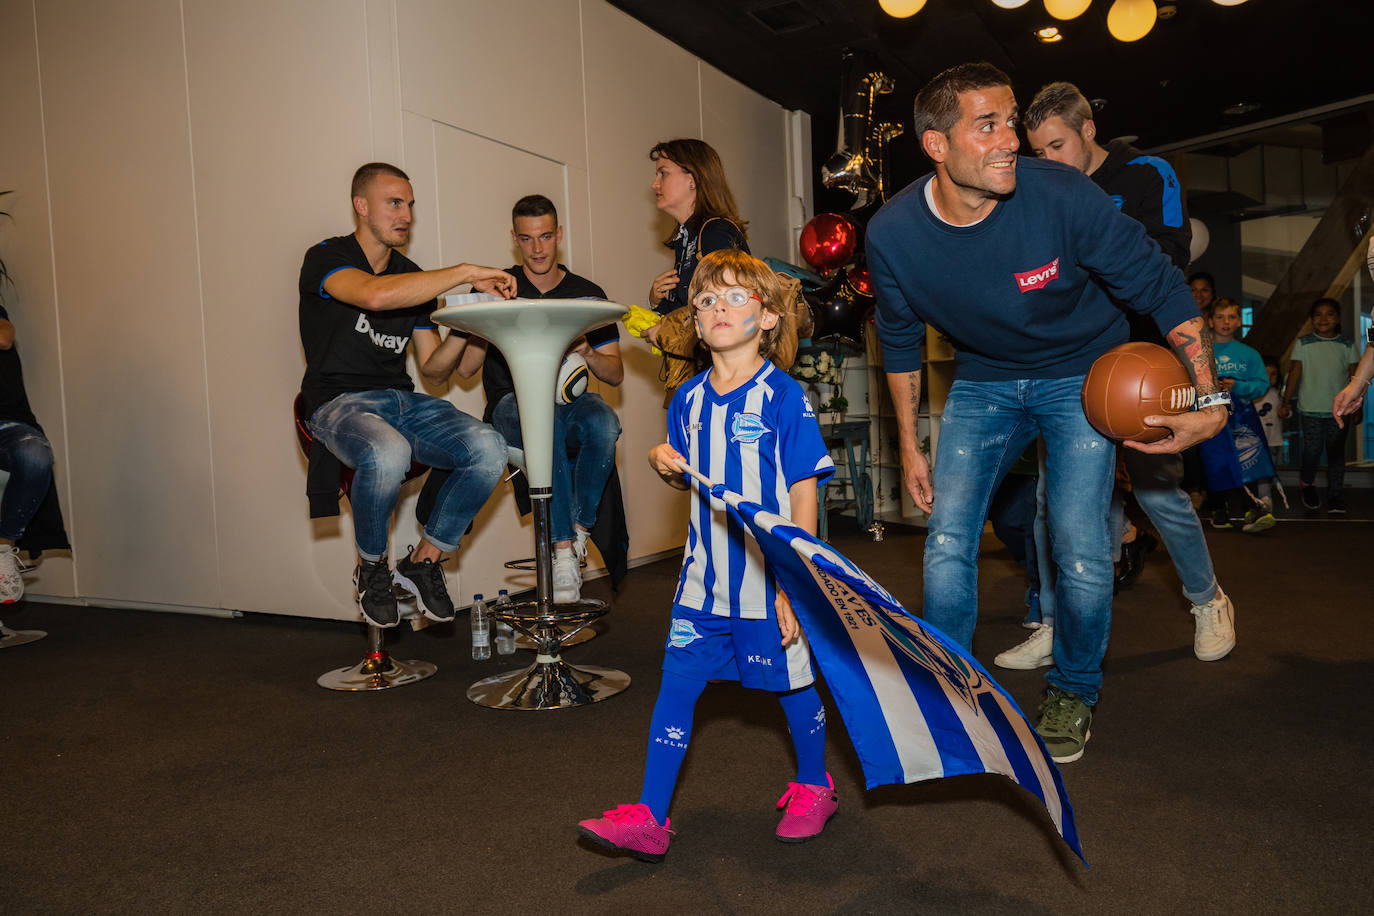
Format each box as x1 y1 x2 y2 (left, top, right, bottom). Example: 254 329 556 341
886 370 924 441
1166 317 1219 395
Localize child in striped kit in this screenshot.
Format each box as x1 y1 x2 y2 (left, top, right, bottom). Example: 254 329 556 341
578 250 837 862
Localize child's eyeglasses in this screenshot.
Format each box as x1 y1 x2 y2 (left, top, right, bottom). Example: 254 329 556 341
692 287 762 311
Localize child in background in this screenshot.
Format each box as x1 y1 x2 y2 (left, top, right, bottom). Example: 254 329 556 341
1280 298 1360 514
1255 355 1284 469
578 250 837 863
1205 299 1276 532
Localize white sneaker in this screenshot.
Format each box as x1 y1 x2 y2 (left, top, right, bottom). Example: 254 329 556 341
0 544 24 604
994 623 1054 670
574 527 590 564
1190 590 1235 661
553 546 581 603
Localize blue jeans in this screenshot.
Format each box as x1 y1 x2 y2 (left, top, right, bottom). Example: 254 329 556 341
925 377 1114 705
491 392 621 544
0 421 54 542
1120 450 1218 605
309 390 506 560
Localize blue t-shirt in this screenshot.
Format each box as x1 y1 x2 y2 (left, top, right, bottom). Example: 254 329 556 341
667 362 834 619
1213 339 1269 402
867 157 1198 380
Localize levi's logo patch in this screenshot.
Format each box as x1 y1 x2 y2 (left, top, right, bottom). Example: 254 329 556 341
1014 257 1060 293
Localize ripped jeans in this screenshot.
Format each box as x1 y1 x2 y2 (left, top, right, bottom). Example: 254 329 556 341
0 421 54 542
924 376 1114 705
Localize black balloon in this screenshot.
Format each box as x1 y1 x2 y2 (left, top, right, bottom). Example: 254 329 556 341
805 268 871 350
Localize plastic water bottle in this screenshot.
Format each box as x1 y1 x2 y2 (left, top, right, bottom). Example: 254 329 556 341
471 594 491 660
494 589 516 655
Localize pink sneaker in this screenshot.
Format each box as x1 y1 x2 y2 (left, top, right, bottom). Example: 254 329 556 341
578 803 674 863
775 773 838 843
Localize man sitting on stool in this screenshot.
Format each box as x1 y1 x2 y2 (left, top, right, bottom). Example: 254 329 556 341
425 194 622 602
300 162 515 628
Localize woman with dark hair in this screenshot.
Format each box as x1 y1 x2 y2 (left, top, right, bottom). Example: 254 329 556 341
645 139 749 325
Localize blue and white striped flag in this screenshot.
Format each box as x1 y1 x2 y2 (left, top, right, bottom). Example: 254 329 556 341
680 465 1083 861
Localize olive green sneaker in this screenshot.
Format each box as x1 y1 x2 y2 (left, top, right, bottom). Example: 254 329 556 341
1035 688 1092 764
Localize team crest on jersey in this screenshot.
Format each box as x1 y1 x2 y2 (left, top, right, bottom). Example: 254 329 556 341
668 618 702 648
801 393 817 419
731 412 771 443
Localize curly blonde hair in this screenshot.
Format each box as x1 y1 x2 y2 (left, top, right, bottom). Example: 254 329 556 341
688 249 788 359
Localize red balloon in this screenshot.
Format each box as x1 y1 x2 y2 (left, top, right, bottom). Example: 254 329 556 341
847 265 873 297
800 213 858 272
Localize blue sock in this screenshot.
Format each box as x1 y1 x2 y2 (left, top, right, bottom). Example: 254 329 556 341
638 671 706 823
777 685 828 787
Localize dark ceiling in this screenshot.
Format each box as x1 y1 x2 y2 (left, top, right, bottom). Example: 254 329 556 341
608 0 1374 208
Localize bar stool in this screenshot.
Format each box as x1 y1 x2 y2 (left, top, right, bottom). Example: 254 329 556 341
501 445 596 650
0 469 45 648
294 395 437 691
433 297 630 709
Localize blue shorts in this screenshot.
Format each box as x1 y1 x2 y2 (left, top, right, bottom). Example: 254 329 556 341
661 606 815 691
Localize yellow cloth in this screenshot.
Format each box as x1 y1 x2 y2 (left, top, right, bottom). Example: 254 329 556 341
621 304 664 355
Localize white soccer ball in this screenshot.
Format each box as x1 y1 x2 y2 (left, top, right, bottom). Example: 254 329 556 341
556 353 589 404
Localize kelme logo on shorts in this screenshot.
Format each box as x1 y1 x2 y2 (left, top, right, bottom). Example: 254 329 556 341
731 412 771 443
1014 257 1060 294
668 618 702 648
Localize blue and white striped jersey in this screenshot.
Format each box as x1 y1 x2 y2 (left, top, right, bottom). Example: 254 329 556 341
667 362 835 619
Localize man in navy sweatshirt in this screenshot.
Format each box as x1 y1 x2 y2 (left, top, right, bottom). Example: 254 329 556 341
868 63 1227 764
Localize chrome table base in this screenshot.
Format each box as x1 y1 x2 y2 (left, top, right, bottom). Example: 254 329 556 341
0 623 46 648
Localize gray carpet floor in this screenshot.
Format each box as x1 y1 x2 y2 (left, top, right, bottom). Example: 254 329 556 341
4 514 1372 915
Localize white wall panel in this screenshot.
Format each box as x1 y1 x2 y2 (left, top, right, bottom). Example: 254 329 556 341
0 0 75 596
1 0 797 619
701 64 792 264
35 0 217 607
183 0 378 618
581 0 702 560
396 0 588 171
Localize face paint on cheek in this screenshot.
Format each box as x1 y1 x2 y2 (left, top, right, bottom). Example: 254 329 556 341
741 314 758 337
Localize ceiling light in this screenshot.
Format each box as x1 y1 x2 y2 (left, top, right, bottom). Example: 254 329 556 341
1211 0 1249 5
1222 101 1260 116
1106 0 1156 41
879 0 927 17
1035 26 1063 42
990 0 1033 8
1043 0 1092 20
1157 3 1177 18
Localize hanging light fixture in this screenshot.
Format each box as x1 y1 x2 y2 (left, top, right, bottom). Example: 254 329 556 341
1106 0 1157 41
1043 0 1092 19
1035 26 1063 42
879 0 928 17
990 0 1033 8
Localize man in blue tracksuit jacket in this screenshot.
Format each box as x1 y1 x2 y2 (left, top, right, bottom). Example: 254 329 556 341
867 63 1227 763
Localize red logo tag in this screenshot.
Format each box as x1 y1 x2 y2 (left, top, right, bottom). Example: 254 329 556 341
1014 257 1060 293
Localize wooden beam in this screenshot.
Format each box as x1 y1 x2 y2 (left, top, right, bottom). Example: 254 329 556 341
1248 142 1374 357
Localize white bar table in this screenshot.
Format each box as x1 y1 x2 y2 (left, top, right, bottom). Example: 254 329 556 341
432 297 630 709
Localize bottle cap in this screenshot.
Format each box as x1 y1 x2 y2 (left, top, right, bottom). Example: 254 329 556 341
474 594 484 601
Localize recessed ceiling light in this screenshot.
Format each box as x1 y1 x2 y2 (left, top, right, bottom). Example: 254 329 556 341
1158 4 1178 18
1090 98 1108 111
1223 101 1261 116
1035 26 1063 42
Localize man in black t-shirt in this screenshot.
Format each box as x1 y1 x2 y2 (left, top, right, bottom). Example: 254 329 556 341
0 305 62 603
426 194 621 602
300 162 517 628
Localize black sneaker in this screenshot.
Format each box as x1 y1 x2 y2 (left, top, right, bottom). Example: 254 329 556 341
394 548 456 622
1115 531 1157 591
1210 509 1233 530
1327 497 1347 516
354 558 400 628
1300 484 1320 511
